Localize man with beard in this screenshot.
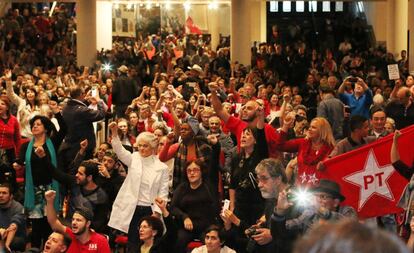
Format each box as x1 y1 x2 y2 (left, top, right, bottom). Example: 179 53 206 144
45 190 110 253
95 150 125 203
209 82 284 158
70 160 109 233
53 159 109 234
0 183 26 252
222 159 289 253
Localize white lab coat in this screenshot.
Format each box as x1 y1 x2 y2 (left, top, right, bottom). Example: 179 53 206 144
108 136 169 233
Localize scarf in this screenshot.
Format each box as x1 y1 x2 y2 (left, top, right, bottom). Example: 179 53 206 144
24 138 60 211
173 136 211 189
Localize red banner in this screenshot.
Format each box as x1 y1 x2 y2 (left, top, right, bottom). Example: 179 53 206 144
185 16 202 35
320 125 414 218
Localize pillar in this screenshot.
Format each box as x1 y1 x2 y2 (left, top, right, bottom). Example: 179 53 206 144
0 1 11 17
386 0 395 54
386 0 408 58
96 1 112 51
231 0 251 66
250 0 267 44
409 0 414 72
394 0 408 57
76 0 97 67
209 8 219 52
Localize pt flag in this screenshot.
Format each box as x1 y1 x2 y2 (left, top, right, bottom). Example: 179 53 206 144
320 125 414 218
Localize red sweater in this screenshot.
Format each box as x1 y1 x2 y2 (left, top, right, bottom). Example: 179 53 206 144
279 132 333 187
0 115 21 157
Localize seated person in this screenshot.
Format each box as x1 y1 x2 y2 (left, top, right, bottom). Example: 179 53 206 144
171 160 220 253
191 225 236 253
136 198 175 253
0 183 25 252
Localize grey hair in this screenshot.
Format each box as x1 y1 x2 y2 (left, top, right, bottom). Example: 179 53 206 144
136 132 159 150
255 158 287 183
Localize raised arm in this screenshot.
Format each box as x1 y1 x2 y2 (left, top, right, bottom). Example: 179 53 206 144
5 70 24 107
45 190 66 234
391 130 401 163
109 122 132 167
208 82 230 123
337 77 350 94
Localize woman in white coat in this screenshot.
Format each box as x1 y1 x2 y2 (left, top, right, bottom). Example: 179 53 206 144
107 122 169 252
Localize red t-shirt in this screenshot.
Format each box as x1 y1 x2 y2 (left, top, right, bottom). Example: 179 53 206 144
65 227 111 253
224 115 282 158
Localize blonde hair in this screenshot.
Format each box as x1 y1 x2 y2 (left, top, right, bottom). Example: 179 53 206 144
310 117 335 147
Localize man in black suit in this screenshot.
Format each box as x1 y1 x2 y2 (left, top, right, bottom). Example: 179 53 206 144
60 86 106 171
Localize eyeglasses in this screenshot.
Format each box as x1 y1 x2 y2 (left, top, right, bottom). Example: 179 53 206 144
256 176 272 182
314 193 333 200
187 168 201 174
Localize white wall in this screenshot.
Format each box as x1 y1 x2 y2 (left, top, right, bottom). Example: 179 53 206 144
364 1 387 44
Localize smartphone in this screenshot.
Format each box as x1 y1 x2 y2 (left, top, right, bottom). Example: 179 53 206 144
222 199 230 214
91 86 97 97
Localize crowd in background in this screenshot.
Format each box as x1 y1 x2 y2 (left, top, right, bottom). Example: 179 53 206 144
0 3 414 253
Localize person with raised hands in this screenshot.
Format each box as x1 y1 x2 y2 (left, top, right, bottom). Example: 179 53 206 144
208 81 287 159
106 121 169 252
44 190 110 253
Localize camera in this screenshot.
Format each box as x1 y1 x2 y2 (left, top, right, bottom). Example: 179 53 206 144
348 77 358 83
295 115 306 122
286 189 313 207
245 226 260 253
245 227 259 237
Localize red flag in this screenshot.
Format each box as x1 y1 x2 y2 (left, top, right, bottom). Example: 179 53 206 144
185 16 202 35
320 125 414 218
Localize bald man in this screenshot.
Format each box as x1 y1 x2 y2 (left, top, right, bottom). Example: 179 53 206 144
386 87 414 129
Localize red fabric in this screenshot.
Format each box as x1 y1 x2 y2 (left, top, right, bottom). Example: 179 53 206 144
187 241 203 251
162 112 175 129
158 142 179 162
65 227 111 253
114 235 128 245
320 125 414 218
224 115 282 158
279 133 333 187
185 17 202 35
0 115 21 157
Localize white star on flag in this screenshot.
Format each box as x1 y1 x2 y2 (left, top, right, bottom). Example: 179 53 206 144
300 172 307 184
308 173 319 185
343 149 395 211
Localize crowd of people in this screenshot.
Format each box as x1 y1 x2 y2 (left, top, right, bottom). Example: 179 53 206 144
1 3 414 253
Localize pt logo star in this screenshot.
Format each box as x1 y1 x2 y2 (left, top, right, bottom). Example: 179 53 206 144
343 149 395 211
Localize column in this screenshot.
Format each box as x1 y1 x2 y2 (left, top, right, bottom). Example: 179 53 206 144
409 0 414 72
386 0 395 54
249 1 267 44
231 0 251 66
0 1 12 17
76 0 97 67
260 1 267 43
96 1 113 51
394 0 408 57
209 8 219 51
386 0 408 57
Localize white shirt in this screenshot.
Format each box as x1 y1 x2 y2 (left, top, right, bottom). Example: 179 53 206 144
191 245 236 253
137 156 156 206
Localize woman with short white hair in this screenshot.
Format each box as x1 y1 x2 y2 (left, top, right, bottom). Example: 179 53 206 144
107 122 169 252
